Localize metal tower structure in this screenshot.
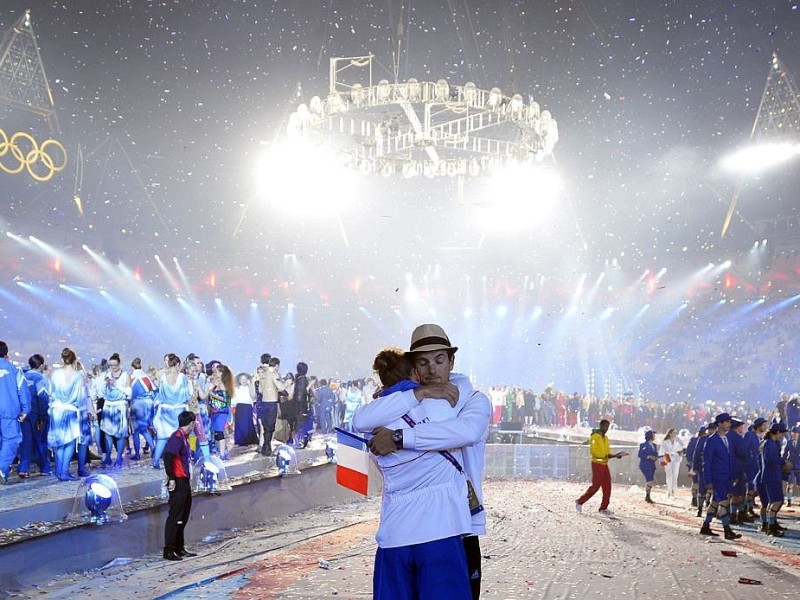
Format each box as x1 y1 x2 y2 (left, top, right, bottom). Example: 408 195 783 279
751 53 800 139
0 9 60 133
721 53 800 237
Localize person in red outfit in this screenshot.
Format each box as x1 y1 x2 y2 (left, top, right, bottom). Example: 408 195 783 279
575 419 628 515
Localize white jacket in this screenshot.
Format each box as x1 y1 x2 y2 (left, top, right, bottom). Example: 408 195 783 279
661 437 684 464
352 373 492 538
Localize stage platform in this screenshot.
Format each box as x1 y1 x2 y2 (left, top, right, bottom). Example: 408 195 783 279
0 436 366 589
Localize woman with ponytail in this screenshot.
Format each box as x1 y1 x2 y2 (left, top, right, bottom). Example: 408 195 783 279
47 348 91 481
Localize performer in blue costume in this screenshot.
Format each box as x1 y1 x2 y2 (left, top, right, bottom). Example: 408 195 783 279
47 348 90 481
0 341 28 484
183 359 211 462
130 359 157 461
152 353 192 469
691 423 713 515
757 423 788 536
784 426 800 507
19 355 52 476
637 430 658 504
208 365 234 460
75 361 94 476
726 418 749 524
743 418 766 519
99 353 130 468
700 413 741 540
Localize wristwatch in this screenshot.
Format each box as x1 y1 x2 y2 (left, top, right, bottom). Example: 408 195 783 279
391 429 403 450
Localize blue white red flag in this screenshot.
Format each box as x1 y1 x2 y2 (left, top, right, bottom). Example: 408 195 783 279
335 427 371 496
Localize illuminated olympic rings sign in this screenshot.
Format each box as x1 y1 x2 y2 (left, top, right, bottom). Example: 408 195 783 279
0 128 67 182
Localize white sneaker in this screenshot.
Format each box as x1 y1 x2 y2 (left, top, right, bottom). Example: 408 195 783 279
575 502 582 513
599 509 614 516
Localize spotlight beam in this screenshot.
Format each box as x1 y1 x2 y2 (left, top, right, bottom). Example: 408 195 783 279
172 257 197 301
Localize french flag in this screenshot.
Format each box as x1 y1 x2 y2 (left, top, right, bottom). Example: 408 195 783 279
335 428 371 496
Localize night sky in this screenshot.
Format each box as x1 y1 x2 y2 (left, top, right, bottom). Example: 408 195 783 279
1 1 800 403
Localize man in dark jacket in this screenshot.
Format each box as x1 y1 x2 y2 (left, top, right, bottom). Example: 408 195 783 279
163 410 197 561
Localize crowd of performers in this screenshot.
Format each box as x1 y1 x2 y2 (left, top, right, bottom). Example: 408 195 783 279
487 385 800 434
0 344 327 483
637 411 800 539
2 338 799 532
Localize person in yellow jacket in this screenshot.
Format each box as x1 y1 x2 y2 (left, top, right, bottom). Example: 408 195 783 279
575 419 628 515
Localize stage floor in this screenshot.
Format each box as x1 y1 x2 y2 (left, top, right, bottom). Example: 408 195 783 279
0 437 334 537
8 480 800 599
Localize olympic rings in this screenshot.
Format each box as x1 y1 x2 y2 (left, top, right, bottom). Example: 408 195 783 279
0 127 67 182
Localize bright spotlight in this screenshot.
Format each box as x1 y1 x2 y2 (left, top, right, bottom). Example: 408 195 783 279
254 141 356 215
85 480 113 523
720 141 800 174
482 163 563 230
5 231 31 246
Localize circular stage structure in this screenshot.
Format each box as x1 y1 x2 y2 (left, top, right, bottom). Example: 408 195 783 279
288 55 558 178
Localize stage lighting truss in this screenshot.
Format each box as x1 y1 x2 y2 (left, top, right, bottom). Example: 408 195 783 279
288 55 559 178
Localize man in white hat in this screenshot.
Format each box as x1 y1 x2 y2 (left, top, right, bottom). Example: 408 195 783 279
353 323 491 600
